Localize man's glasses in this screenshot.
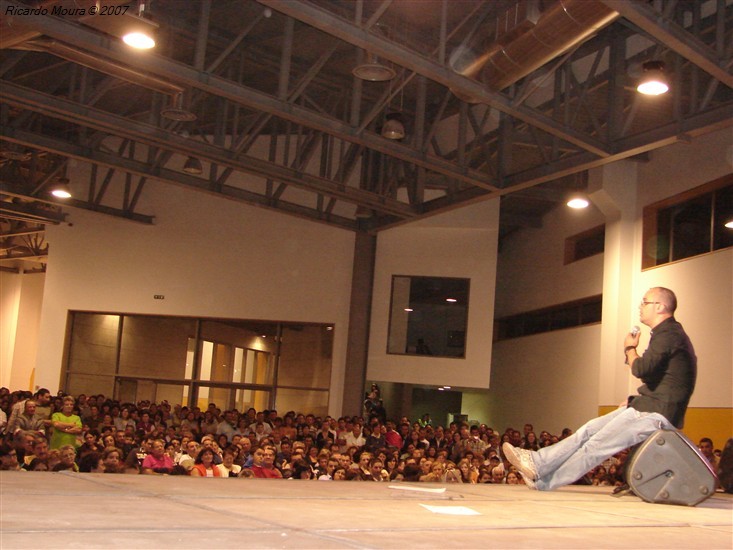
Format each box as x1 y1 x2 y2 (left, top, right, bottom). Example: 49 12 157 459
640 300 661 307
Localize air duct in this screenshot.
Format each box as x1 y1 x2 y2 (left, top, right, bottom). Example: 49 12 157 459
450 0 618 96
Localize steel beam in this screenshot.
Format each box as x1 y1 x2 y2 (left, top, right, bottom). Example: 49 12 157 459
0 0 498 191
0 126 359 231
257 0 612 158
602 0 733 89
0 81 416 219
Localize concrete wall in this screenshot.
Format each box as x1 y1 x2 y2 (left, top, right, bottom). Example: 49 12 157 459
367 199 500 389
0 270 45 390
33 177 355 416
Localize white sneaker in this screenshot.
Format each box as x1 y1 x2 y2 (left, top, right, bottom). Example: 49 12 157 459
503 442 538 482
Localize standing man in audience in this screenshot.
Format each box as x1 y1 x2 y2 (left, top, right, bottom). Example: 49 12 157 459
504 287 696 491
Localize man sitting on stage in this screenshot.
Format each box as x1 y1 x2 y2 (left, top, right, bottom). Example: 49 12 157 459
504 287 696 491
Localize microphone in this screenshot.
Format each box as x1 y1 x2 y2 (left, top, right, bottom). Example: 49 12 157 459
630 326 640 336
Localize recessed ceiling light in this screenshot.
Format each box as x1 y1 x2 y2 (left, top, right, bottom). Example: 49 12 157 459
446 298 457 303
122 31 155 49
567 196 589 209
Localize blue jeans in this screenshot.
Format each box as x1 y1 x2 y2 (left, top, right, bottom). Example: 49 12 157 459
532 406 672 491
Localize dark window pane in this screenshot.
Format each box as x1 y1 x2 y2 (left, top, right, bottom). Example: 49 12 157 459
714 185 733 251
494 296 602 341
574 227 605 260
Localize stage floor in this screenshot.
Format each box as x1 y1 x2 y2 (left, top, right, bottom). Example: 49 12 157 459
1 471 731 549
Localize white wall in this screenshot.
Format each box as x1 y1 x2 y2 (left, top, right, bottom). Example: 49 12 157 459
492 190 607 431
495 201 606 317
0 271 22 388
489 325 602 434
0 271 45 390
34 178 355 415
367 199 500 389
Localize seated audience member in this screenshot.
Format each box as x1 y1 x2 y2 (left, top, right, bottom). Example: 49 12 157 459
491 464 505 484
190 448 221 477
10 400 45 435
290 459 314 479
23 436 50 469
123 437 153 474
718 437 733 494
217 447 242 477
0 445 21 471
77 452 104 473
14 431 36 465
26 457 48 471
457 458 478 483
6 389 52 436
177 440 200 466
52 445 79 472
505 471 521 485
101 446 124 473
199 434 223 464
699 437 718 468
477 469 491 484
77 431 102 461
260 446 284 478
142 439 174 475
401 461 422 482
422 461 447 482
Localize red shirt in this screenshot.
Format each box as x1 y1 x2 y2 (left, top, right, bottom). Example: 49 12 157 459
250 464 282 478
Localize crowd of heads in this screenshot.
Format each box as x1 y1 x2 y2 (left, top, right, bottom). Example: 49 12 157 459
0 387 721 485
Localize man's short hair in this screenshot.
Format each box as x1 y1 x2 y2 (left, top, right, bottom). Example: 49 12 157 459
653 287 678 313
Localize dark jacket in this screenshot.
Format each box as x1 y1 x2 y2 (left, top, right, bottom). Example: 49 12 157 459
630 317 696 428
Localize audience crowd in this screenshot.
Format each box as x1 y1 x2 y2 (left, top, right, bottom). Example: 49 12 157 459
0 387 724 488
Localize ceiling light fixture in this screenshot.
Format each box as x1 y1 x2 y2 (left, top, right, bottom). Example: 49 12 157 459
353 52 396 82
161 93 197 121
122 1 157 49
123 30 155 50
725 219 733 229
354 205 373 219
637 61 669 96
382 113 405 139
566 194 589 209
50 177 72 199
182 156 203 175
445 298 457 303
81 1 158 50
